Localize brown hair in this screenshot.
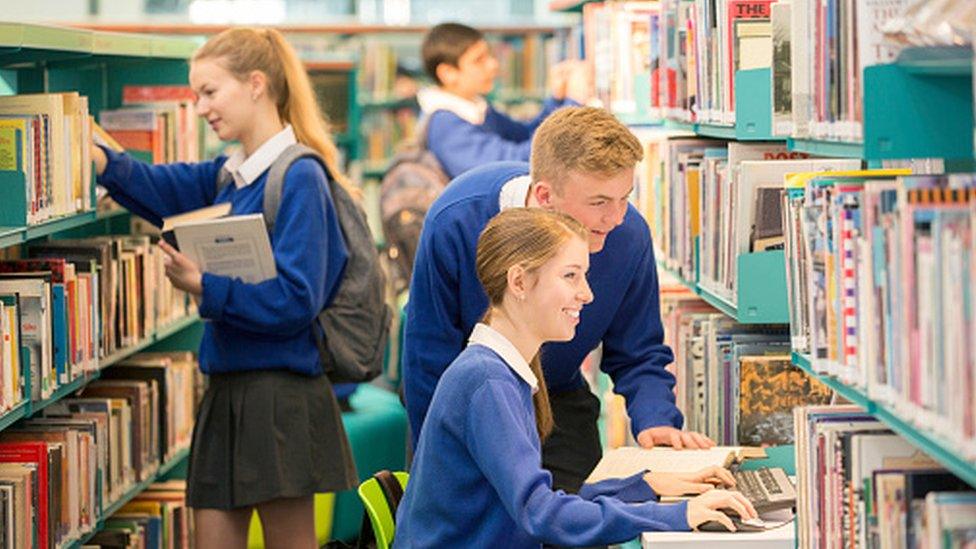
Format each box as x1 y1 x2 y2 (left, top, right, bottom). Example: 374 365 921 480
193 27 358 198
475 208 589 441
421 23 485 85
530 106 643 193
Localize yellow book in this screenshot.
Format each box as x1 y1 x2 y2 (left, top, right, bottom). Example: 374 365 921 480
91 117 125 153
0 126 19 171
784 168 912 189
0 118 29 172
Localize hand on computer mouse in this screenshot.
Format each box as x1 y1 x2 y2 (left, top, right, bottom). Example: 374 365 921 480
686 489 758 532
643 466 736 496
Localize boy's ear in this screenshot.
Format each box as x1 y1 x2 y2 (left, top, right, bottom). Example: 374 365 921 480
435 62 458 87
531 180 556 210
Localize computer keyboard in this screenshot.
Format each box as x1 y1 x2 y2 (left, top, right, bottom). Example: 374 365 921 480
732 467 796 513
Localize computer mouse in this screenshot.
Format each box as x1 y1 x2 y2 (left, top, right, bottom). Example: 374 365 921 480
696 516 766 532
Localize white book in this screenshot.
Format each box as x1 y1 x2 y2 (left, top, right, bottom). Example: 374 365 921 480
172 214 277 284
586 445 764 483
0 278 52 400
735 159 861 258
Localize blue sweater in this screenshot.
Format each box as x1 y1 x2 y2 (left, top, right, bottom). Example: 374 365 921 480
394 345 689 548
426 97 573 179
402 162 680 446
97 147 348 376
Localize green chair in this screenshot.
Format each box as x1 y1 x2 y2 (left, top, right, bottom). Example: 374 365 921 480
357 471 409 549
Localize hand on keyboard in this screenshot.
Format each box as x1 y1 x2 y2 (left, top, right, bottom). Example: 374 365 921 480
686 489 758 532
644 465 736 496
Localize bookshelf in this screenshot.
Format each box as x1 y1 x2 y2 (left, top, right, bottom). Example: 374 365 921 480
559 5 976 516
0 22 203 546
791 353 976 488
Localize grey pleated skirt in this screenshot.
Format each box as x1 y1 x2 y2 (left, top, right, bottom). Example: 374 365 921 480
185 369 358 510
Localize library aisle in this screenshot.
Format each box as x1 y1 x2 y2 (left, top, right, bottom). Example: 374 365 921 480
2 0 976 546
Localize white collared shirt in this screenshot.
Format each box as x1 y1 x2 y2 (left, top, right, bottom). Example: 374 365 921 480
498 175 532 211
222 124 298 189
416 87 489 126
468 323 539 394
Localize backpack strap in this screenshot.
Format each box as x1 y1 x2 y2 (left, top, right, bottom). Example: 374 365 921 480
214 143 325 235
262 143 322 234
373 470 404 512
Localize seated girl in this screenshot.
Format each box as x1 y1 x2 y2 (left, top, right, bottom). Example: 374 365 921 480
395 208 757 548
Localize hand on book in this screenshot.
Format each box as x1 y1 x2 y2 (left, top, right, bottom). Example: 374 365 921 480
159 241 203 297
637 426 716 450
643 466 735 496
92 144 108 177
686 489 758 532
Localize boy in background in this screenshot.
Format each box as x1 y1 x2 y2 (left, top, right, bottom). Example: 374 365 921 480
418 22 591 179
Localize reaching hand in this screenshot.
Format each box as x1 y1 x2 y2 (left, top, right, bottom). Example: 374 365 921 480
159 241 204 297
643 466 736 496
686 489 758 532
548 60 572 100
637 426 717 450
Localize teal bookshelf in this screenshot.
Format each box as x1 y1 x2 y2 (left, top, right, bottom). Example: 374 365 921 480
549 0 599 13
660 249 788 324
863 46 974 161
787 137 864 158
791 353 976 488
66 447 192 549
0 22 204 547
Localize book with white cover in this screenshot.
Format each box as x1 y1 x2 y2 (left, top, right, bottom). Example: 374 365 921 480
171 214 276 284
736 159 861 257
586 446 766 483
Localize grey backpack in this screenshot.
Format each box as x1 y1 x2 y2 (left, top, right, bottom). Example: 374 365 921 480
217 144 391 383
379 118 449 291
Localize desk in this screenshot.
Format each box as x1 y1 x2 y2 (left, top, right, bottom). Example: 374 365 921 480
641 509 795 548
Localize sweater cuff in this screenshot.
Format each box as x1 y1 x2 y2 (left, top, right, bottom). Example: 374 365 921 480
97 145 132 189
200 272 232 321
613 471 658 503
650 500 690 531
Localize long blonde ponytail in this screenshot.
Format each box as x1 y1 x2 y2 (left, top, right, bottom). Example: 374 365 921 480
193 28 360 199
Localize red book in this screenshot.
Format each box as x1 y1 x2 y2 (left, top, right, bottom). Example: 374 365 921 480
0 441 49 549
122 85 196 104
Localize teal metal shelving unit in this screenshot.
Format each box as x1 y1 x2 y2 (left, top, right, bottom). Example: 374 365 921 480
660 250 788 324
791 353 976 488
863 46 974 161
66 447 192 549
0 23 205 547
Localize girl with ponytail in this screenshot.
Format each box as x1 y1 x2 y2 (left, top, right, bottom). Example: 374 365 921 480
93 27 358 548
394 208 757 548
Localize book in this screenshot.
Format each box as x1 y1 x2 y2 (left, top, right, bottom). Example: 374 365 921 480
585 445 767 483
159 202 232 250
169 213 276 284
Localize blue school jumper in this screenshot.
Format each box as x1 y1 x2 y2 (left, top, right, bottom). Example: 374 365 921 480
425 96 575 179
402 161 680 447
394 325 689 548
96 144 348 376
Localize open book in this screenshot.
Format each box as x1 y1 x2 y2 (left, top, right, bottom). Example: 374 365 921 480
163 205 277 284
585 446 767 483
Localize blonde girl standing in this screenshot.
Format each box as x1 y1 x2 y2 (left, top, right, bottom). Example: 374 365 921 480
93 28 358 549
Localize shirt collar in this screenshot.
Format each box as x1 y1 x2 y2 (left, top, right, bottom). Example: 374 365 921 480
468 323 539 393
417 86 489 125
222 124 298 188
498 175 532 211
